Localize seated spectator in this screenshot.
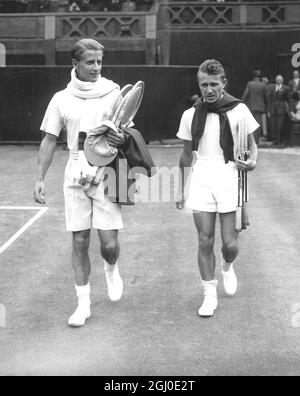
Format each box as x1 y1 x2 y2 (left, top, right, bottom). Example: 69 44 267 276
135 0 153 11
68 0 90 11
69 0 81 11
109 0 122 11
89 0 109 11
23 0 53 12
0 0 28 12
19 0 28 11
121 0 136 11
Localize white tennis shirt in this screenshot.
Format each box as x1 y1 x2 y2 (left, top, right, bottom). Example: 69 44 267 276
41 88 120 153
177 103 259 159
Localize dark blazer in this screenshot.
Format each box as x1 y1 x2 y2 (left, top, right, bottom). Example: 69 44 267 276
268 84 289 115
122 127 156 177
241 80 267 113
106 127 156 205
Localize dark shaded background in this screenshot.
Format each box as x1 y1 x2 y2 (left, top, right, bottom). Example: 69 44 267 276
0 66 199 142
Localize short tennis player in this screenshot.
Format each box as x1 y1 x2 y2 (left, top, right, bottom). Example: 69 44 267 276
176 59 259 317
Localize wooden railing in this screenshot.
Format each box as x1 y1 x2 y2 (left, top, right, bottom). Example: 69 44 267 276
0 4 159 64
158 1 300 29
56 12 145 39
0 10 157 39
1 2 300 66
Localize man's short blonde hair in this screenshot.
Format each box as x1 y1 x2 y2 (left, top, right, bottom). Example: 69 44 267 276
71 39 104 61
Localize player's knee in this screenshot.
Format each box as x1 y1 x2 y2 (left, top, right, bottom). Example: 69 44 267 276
101 239 119 258
73 231 90 254
222 240 238 259
198 234 215 253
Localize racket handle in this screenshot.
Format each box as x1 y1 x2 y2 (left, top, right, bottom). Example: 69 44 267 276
242 203 250 229
246 175 249 202
237 169 241 206
235 206 242 232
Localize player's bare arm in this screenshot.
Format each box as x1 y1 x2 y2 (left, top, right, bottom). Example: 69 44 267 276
235 132 258 172
176 140 193 210
34 133 58 204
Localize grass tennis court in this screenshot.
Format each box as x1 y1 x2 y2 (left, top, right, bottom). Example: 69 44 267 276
0 144 300 375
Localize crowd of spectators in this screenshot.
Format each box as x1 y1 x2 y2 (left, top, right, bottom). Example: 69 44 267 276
0 0 154 13
67 0 154 12
241 69 300 147
0 0 297 13
1 0 298 13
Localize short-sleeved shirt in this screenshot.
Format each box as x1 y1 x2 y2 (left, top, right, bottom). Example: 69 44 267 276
177 103 259 159
40 88 120 152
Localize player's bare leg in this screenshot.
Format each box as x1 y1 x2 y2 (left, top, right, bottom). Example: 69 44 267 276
219 212 239 296
98 229 123 302
193 212 218 317
68 229 92 327
72 229 91 285
193 212 217 280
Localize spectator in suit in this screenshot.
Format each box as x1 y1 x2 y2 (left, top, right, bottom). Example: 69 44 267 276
241 70 267 144
268 74 289 147
287 91 300 147
288 70 300 100
262 76 271 140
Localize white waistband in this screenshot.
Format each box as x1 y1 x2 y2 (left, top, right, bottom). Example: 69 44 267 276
195 154 225 162
69 150 84 160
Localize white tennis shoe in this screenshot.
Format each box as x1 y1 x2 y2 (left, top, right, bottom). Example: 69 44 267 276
68 306 91 327
198 280 218 317
221 258 237 296
104 262 123 302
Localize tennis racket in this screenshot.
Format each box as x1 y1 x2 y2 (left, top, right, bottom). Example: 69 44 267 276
111 81 145 128
104 84 133 120
236 118 250 232
84 82 145 198
82 85 133 196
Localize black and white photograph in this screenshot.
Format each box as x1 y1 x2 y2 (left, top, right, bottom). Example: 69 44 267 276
0 0 300 378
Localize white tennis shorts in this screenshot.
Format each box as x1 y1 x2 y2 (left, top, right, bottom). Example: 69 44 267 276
63 152 123 232
186 157 238 213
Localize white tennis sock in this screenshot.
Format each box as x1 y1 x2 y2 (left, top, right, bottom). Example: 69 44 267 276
104 260 123 301
104 260 118 273
75 283 91 309
221 256 233 272
198 279 218 317
68 283 91 327
221 256 237 296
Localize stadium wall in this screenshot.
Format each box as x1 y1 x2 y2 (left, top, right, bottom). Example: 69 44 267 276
159 29 300 89
0 62 297 143
0 66 199 142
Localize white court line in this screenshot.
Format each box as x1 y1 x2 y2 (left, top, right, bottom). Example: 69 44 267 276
0 206 48 255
